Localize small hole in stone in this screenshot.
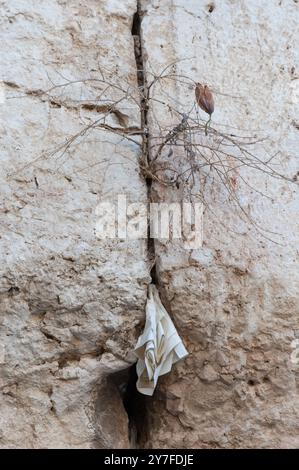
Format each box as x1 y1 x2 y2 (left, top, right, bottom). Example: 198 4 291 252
8 286 20 296
248 379 256 386
207 3 215 13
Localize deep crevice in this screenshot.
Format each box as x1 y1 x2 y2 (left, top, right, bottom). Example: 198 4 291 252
131 1 157 282
122 365 149 448
110 365 149 448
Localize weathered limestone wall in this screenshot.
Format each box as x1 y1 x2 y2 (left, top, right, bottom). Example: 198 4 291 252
0 0 149 448
140 0 299 449
0 0 298 449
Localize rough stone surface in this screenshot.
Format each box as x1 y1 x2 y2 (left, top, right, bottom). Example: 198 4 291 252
141 0 299 449
0 0 299 449
0 0 149 449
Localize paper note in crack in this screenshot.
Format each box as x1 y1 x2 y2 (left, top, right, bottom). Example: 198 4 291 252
134 284 188 396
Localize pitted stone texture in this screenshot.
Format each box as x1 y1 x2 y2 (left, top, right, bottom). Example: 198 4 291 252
0 0 149 448
1 0 299 450
141 0 299 449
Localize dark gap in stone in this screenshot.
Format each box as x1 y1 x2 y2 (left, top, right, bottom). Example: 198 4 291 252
131 11 140 36
8 286 20 296
112 365 149 448
131 8 145 102
248 379 257 386
150 263 158 284
131 3 157 284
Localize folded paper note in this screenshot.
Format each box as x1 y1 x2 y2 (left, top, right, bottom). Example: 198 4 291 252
134 284 188 395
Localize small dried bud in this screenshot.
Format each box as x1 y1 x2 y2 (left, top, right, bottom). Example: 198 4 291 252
195 83 214 115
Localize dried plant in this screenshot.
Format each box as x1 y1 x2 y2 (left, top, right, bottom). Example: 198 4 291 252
5 63 297 244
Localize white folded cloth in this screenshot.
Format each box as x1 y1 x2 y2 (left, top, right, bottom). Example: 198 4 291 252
134 284 188 395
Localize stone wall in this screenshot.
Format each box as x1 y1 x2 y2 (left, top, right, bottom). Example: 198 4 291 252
0 0 149 448
0 0 298 448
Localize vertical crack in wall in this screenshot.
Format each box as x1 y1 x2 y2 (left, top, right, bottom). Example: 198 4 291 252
115 2 155 449
131 2 157 283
